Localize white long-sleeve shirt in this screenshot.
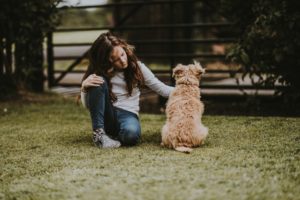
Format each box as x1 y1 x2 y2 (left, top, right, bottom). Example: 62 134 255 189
81 62 174 115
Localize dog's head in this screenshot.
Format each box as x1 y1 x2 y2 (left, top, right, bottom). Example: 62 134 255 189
172 61 205 86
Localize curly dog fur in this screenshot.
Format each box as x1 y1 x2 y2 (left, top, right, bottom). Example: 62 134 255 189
161 61 208 153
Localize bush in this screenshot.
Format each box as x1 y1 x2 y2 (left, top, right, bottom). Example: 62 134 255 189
0 0 61 93
221 0 300 99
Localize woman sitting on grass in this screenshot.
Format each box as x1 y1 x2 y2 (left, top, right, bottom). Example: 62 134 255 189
81 32 174 148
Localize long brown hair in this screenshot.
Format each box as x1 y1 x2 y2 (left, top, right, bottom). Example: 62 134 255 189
82 32 144 102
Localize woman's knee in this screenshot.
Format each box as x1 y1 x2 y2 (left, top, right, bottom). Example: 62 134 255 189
87 81 108 105
88 79 108 94
119 125 141 146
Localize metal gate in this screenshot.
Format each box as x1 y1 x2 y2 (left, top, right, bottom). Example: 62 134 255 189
47 0 268 95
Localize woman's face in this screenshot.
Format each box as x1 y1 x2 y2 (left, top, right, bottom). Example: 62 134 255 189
109 46 128 70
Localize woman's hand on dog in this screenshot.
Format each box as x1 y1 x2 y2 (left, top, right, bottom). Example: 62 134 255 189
81 74 104 92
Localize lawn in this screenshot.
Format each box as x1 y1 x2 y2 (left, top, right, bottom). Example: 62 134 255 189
0 93 299 200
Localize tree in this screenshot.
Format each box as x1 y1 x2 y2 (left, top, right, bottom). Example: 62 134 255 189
0 0 61 95
221 0 300 100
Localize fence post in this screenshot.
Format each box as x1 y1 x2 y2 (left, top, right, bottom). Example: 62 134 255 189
5 35 12 75
47 31 54 88
0 37 3 75
158 0 176 109
169 0 175 84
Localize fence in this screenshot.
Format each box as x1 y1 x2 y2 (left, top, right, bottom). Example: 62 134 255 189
47 0 282 95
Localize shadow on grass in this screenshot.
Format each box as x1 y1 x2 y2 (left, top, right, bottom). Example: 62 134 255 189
140 131 161 145
139 130 213 149
141 95 300 117
64 131 163 148
203 95 300 117
66 134 92 147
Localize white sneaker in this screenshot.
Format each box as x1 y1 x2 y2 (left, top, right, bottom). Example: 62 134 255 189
93 128 121 148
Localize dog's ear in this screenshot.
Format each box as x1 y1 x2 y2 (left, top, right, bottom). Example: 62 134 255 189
193 61 205 74
189 62 205 79
199 66 205 75
172 64 185 78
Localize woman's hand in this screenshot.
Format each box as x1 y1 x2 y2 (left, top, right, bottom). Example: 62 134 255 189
81 74 104 92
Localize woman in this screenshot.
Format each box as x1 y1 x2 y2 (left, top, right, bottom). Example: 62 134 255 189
81 32 174 148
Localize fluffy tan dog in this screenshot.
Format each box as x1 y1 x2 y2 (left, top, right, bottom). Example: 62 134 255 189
161 61 208 153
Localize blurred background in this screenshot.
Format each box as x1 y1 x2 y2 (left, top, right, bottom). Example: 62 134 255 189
51 0 237 91
1 0 299 115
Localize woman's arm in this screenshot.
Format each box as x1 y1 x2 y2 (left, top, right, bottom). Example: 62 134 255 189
139 62 174 98
81 74 104 108
80 91 88 108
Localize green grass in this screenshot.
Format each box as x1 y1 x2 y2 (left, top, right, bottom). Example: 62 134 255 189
0 93 299 200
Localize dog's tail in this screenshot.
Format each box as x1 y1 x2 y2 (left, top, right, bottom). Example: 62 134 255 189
175 146 193 153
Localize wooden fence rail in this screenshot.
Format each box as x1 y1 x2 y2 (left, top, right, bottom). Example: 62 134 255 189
48 0 272 94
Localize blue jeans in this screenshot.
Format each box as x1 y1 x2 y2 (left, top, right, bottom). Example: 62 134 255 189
86 80 141 146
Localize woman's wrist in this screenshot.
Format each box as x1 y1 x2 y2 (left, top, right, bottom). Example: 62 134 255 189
81 85 87 93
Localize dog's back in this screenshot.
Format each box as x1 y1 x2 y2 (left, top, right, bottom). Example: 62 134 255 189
162 84 206 147
161 62 208 152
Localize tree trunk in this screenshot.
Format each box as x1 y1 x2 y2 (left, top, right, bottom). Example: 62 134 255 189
15 39 25 86
15 37 44 92
28 35 44 92
5 36 12 75
0 37 3 76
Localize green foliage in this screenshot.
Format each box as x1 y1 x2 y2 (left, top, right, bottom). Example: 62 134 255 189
221 0 300 98
0 0 61 92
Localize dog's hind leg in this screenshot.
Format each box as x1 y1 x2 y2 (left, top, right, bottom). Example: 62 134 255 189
198 124 208 145
161 123 169 146
199 125 208 139
192 123 208 146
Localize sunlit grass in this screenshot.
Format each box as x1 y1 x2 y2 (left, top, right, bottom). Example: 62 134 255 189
0 93 299 200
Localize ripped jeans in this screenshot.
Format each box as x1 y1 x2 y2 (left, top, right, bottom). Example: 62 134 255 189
86 80 141 146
